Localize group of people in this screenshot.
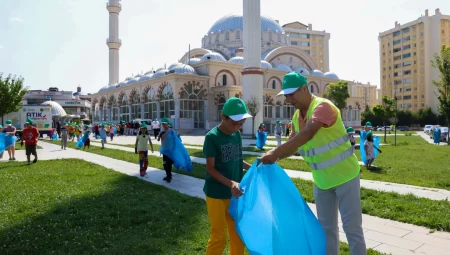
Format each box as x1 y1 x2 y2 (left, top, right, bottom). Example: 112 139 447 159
0 118 40 165
202 71 367 255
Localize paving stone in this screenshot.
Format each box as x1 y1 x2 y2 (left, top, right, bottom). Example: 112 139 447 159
364 231 423 250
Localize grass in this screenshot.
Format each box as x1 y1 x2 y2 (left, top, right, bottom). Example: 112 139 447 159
40 141 450 232
0 160 386 254
355 134 426 145
14 145 43 150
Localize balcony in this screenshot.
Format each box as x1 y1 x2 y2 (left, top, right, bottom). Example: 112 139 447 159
106 2 122 13
106 38 122 44
106 2 121 8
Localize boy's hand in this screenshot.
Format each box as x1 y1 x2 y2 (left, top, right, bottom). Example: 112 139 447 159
135 148 137 154
231 181 243 198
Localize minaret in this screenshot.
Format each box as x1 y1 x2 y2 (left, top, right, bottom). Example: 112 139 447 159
106 0 122 85
242 0 263 135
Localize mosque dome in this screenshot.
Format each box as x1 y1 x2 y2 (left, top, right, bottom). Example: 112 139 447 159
139 74 153 82
153 69 169 79
295 68 310 75
188 58 201 65
207 14 284 34
98 85 109 93
200 52 226 62
229 56 244 65
324 72 339 80
125 76 133 81
169 64 197 74
168 63 181 70
118 80 127 87
155 67 165 72
311 69 324 77
144 70 154 75
125 77 140 86
261 60 272 69
275 64 292 72
42 101 67 116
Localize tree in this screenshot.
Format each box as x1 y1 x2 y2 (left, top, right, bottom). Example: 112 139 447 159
431 44 450 144
246 96 260 138
0 74 28 124
371 96 396 143
323 80 350 110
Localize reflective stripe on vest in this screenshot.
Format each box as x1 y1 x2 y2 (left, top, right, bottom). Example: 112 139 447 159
297 134 349 157
308 146 354 170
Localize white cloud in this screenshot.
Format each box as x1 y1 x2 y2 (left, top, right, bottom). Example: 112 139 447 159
10 17 24 23
0 45 3 50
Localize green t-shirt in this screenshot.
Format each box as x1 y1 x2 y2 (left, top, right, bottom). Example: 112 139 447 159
203 126 244 199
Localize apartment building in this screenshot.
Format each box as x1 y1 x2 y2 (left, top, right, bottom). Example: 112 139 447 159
379 8 450 113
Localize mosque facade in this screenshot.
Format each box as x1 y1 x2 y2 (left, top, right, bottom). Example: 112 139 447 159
92 4 375 133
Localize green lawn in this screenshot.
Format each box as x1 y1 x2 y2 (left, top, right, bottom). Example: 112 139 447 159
40 141 450 232
14 145 43 150
88 136 450 190
0 160 385 254
355 134 426 145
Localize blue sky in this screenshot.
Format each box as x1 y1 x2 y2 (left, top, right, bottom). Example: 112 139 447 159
0 0 448 94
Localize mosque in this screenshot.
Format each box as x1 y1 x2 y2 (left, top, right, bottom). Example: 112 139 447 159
91 0 376 133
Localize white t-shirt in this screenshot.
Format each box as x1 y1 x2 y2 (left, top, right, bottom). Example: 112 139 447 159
152 121 160 129
136 134 150 151
364 140 374 158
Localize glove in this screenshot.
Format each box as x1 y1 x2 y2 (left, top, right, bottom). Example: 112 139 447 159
21 141 24 147
135 148 137 154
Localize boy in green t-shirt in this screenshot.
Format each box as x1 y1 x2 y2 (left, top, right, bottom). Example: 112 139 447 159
203 97 252 255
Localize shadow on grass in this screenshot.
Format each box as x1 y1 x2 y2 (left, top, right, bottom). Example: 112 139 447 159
0 159 209 254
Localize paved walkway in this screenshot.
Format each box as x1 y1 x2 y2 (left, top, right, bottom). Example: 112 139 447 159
87 138 450 202
3 141 449 255
417 131 448 146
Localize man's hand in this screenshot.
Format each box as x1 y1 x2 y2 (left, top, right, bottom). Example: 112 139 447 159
231 181 243 198
135 148 137 154
259 149 278 165
21 141 24 147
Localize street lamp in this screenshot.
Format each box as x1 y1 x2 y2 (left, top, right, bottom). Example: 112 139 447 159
394 94 398 147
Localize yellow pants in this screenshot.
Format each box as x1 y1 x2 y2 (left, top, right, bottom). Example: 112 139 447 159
206 196 245 255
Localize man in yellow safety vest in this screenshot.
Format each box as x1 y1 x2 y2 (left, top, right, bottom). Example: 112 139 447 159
260 72 366 254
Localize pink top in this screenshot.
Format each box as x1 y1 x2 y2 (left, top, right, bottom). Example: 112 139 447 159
109 127 114 134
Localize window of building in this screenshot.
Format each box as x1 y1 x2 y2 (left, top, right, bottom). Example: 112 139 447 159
404 70 411 75
272 80 276 89
319 36 323 40
402 36 410 42
402 28 410 33
394 64 400 69
420 32 424 37
393 39 401 45
413 26 416 30
291 41 298 45
179 82 207 129
394 80 402 85
442 30 445 34
402 78 412 83
320 51 323 55
413 52 416 56
393 47 401 53
414 95 418 99
222 74 227 86
299 42 310 47
405 86 412 92
319 44 323 48
277 33 281 42
393 31 401 37
403 95 412 100
263 95 273 118
402 45 411 50
403 61 411 67
275 104 281 118
236 30 241 40
144 88 157 120
130 91 141 120
420 23 424 28
303 49 310 54
160 85 175 119
394 55 401 61
311 43 316 47
402 53 411 59
421 94 424 98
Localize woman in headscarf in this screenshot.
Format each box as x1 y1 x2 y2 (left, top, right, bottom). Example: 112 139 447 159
433 127 441 145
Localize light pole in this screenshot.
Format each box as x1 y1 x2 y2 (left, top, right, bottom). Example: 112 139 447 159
394 94 398 146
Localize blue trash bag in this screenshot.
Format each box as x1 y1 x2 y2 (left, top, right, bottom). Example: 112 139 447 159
159 129 193 172
1 134 18 151
52 133 58 140
256 131 268 149
360 134 380 166
76 132 90 148
228 161 326 255
114 127 117 134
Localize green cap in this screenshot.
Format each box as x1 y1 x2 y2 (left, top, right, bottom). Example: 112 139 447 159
367 131 373 137
222 97 252 121
365 121 372 127
64 122 68 125
101 124 105 127
85 125 89 128
346 127 354 133
160 117 172 126
277 72 308 96
276 120 280 124
260 123 265 126
26 118 33 124
5 120 12 125
140 123 148 129
0 125 3 128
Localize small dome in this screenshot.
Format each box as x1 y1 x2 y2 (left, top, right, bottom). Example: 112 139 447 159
139 74 153 82
155 67 165 72
275 64 292 72
207 14 285 34
200 52 226 62
144 70 153 75
98 85 109 93
153 69 169 79
261 60 272 69
134 73 143 78
125 78 140 86
125 76 133 81
188 58 201 65
295 68 310 75
229 56 244 65
42 101 67 116
168 63 181 70
170 64 197 75
311 69 324 77
118 80 127 87
324 72 339 80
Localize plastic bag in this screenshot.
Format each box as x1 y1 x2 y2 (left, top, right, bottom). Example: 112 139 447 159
359 133 380 166
256 131 268 149
228 162 326 255
159 129 193 172
52 133 58 140
1 134 17 152
76 132 90 148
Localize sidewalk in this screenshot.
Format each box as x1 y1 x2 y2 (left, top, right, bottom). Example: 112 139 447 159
87 140 450 202
4 141 450 255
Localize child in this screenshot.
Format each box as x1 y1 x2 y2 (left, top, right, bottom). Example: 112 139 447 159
364 132 382 169
99 124 107 149
68 124 75 142
157 118 174 182
347 127 356 146
61 122 69 150
83 125 91 150
109 124 115 141
135 123 154 177
203 97 252 255
21 119 40 165
0 125 3 159
75 126 81 141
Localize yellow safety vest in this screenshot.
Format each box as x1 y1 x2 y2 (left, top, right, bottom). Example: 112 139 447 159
292 96 360 189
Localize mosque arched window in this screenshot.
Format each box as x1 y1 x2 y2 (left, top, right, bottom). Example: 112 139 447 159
222 74 227 86
144 87 157 120
160 85 175 119
209 36 212 45
179 81 207 129
130 89 141 120
277 33 281 42
272 80 276 89
225 31 229 41
216 96 226 121
269 31 273 41
236 30 241 40
263 95 274 119
215 33 220 43
120 97 129 122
